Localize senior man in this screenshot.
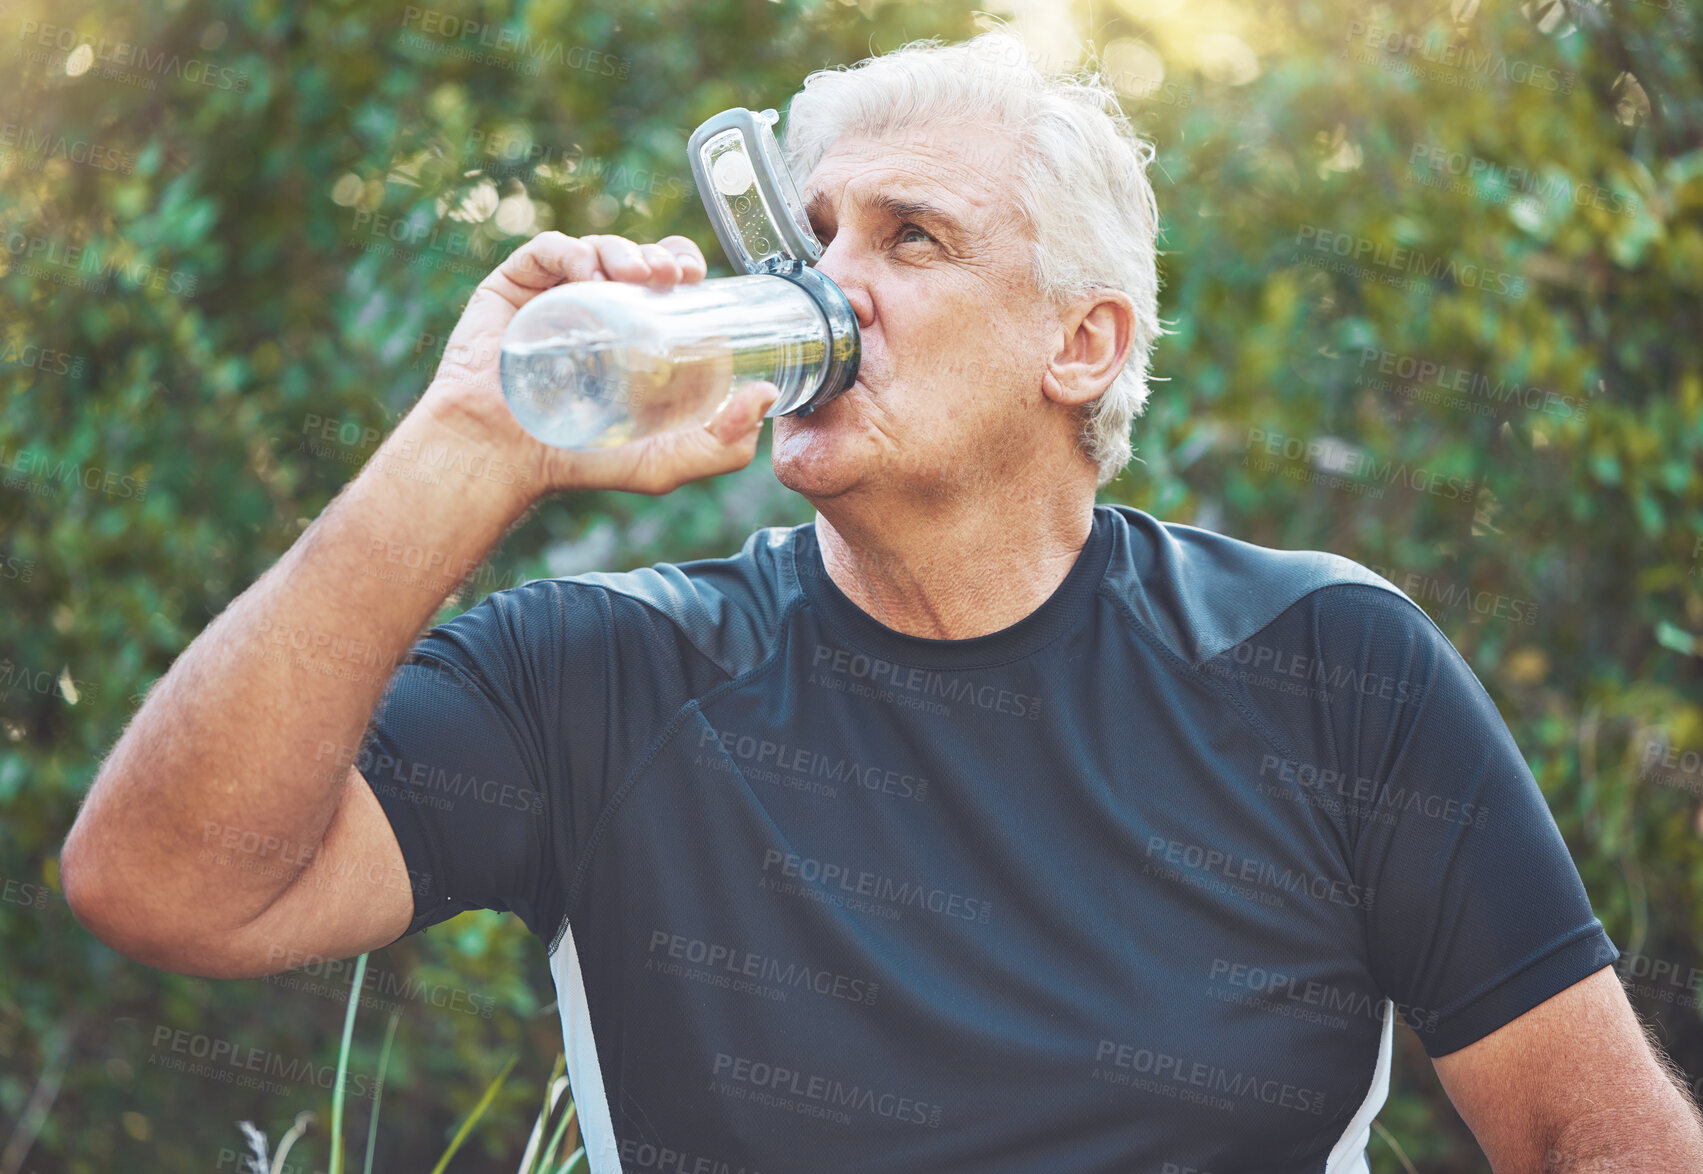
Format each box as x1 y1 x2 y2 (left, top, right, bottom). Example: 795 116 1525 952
63 33 1702 1174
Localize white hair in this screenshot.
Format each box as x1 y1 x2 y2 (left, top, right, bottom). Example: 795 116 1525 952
782 32 1167 487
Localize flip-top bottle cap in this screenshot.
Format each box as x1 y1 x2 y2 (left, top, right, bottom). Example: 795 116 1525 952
688 108 822 275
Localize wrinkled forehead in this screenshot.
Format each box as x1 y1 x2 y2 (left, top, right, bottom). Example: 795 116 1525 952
797 124 1024 229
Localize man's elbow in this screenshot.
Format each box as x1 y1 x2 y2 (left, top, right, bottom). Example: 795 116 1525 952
61 819 148 959
60 813 111 928
62 817 318 980
61 817 199 973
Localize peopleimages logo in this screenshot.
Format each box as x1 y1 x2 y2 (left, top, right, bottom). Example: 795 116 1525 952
646 929 880 1006
264 945 498 1019
0 340 86 378
1 230 198 297
308 735 544 816
808 642 1043 720
1342 18 1574 94
149 1025 375 1098
711 1052 944 1128
615 1137 759 1174
1 873 52 912
1641 741 1703 798
1363 563 1539 627
16 20 251 92
0 446 148 502
1256 754 1490 830
696 722 929 802
1607 947 1703 1010
1295 224 1525 299
1092 1037 1329 1115
0 119 136 173
1244 428 1477 506
1207 628 1428 706
399 7 628 79
1144 835 1374 910
1353 346 1588 422
346 209 502 279
1209 958 1441 1032
1408 143 1637 218
759 848 993 924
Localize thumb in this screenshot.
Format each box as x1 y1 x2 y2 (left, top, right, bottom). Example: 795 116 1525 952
702 381 781 447
633 380 780 489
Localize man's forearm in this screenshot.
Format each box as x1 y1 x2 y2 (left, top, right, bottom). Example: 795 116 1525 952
1539 1075 1703 1172
62 396 539 947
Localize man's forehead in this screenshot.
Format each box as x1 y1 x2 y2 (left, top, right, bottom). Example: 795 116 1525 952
799 127 1016 216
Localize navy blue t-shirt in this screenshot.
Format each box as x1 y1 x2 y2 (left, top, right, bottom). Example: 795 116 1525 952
357 504 1614 1174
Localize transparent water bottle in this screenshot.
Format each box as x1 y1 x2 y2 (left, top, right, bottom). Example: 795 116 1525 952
499 107 860 450
501 269 858 449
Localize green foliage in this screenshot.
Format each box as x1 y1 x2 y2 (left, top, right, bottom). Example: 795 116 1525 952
2 0 1699 1170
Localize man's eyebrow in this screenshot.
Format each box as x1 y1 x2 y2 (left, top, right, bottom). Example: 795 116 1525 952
804 189 967 237
872 194 951 222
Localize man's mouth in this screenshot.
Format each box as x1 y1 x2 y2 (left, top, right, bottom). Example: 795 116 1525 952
789 369 874 421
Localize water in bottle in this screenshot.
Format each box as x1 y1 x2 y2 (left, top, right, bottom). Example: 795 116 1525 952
500 270 857 450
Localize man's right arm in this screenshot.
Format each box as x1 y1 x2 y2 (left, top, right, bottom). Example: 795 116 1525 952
59 231 780 979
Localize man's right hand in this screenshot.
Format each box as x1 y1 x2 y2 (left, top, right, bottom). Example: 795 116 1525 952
419 230 781 501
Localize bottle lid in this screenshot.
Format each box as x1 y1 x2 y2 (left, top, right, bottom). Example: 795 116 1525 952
687 108 823 276
770 266 861 418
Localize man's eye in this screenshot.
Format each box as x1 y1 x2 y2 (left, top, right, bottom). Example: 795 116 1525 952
896 224 934 245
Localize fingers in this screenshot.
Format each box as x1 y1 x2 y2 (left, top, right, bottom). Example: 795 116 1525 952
638 243 682 286
480 231 601 305
703 381 781 447
584 235 649 283
476 231 709 308
657 235 708 283
585 235 700 288
620 382 781 495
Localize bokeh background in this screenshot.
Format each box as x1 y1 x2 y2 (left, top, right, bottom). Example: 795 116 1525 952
3 0 1701 1170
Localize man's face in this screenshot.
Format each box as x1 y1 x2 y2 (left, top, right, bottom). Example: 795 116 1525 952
771 122 1061 505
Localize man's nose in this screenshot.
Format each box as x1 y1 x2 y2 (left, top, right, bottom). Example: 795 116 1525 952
812 238 875 329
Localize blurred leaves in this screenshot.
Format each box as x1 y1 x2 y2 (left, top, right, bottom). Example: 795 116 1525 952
1 0 1700 1170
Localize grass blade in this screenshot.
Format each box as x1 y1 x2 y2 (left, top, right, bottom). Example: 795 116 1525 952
534 1084 576 1174
362 1008 403 1174
428 1053 518 1174
271 1111 314 1174
328 952 369 1174
517 1054 567 1174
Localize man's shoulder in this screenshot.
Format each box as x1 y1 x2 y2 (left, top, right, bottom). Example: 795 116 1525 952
498 523 806 680
1097 504 1419 669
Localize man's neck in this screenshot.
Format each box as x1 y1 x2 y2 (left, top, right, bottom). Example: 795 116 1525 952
812 497 1095 641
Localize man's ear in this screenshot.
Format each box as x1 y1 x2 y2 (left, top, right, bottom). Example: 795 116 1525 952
1041 290 1136 407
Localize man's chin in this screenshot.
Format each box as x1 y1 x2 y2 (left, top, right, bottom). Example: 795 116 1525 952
772 418 859 500
770 379 894 497
771 445 846 500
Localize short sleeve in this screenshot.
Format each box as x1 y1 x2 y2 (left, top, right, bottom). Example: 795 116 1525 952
1245 584 1617 1057
355 580 611 943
